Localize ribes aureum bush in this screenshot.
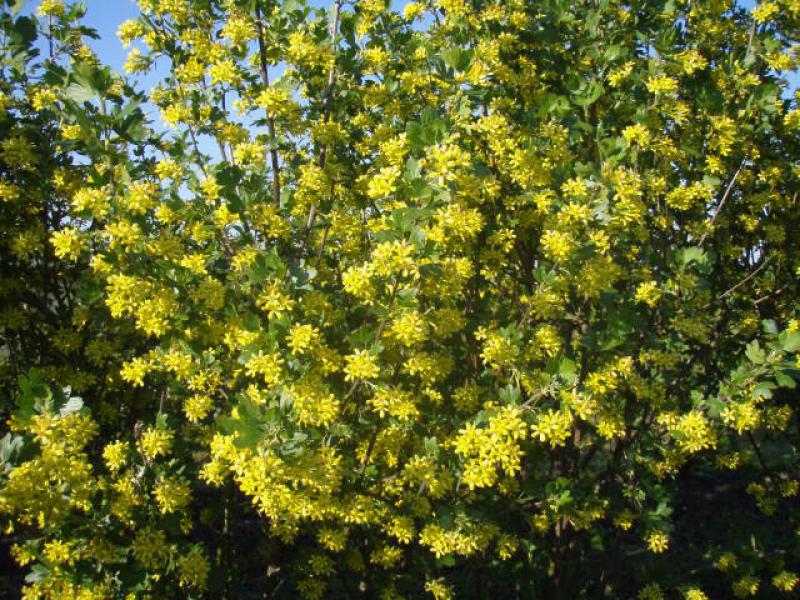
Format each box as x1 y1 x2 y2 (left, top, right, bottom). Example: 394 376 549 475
1 0 800 598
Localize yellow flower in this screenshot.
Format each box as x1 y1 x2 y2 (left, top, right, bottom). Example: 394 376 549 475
424 579 453 600
36 0 65 17
677 49 707 75
155 158 183 180
245 351 284 387
541 230 574 262
404 1 425 20
102 441 129 472
122 181 159 214
132 527 169 569
367 166 401 199
233 141 265 165
291 381 340 427
117 19 145 47
752 2 779 23
140 427 174 460
287 323 320 355
176 546 210 589
72 187 110 219
154 476 192 514
389 310 428 347
646 74 678 95
732 576 759 598
31 88 58 111
344 349 380 381
120 357 150 387
50 228 86 261
184 394 214 422
635 281 662 308
42 540 75 565
645 529 669 553
623 123 652 147
772 571 799 592
0 180 21 202
209 58 240 86
639 583 664 600
221 14 256 47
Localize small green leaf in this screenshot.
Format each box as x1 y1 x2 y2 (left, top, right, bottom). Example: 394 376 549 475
753 381 774 400
499 384 521 405
558 358 577 384
64 82 97 103
779 331 800 353
745 341 765 365
775 372 796 389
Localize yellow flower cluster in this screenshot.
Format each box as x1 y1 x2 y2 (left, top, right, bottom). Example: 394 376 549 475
50 228 86 261
454 407 527 489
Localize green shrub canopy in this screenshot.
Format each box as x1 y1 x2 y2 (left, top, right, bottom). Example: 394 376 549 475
1 0 800 598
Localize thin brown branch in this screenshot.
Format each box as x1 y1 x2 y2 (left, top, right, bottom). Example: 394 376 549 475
296 0 342 261
698 160 744 247
754 283 789 305
718 255 771 300
255 2 282 206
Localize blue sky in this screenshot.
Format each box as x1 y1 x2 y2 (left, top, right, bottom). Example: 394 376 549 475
80 1 139 72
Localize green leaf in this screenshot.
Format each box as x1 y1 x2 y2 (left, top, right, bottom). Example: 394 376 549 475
406 108 447 149
705 397 726 419
753 381 774 400
558 358 577 384
404 156 421 180
436 556 456 568
499 384 521 405
573 81 604 108
440 47 472 72
17 369 51 419
423 436 440 458
745 341 765 365
537 93 570 118
675 246 707 269
775 372 796 389
779 331 800 353
761 319 779 335
10 16 36 52
64 81 97 104
603 44 624 61
0 433 24 466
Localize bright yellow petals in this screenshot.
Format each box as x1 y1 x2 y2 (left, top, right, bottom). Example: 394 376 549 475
140 427 174 460
344 349 380 382
50 228 86 261
646 530 670 553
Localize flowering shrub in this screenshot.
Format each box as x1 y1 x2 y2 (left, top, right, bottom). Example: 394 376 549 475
1 0 800 598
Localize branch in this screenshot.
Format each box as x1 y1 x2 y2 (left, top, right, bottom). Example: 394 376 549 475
698 160 744 247
255 2 282 206
318 0 343 169
718 255 771 300
297 0 342 258
754 283 789 305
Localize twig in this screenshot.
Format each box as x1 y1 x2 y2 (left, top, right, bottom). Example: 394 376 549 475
747 431 771 474
255 2 282 206
359 425 379 477
754 283 789 305
698 160 744 246
746 19 757 60
296 0 342 259
718 256 771 300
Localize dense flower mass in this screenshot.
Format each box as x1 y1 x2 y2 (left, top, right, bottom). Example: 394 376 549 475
0 0 799 598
